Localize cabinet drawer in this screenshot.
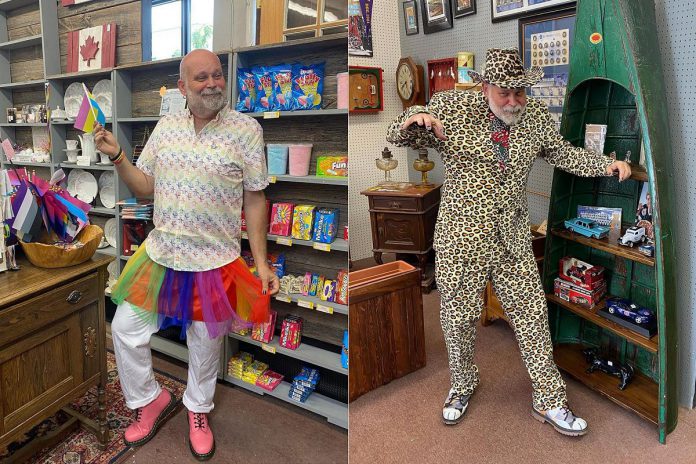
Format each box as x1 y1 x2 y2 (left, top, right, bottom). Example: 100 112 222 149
0 273 98 347
371 197 419 212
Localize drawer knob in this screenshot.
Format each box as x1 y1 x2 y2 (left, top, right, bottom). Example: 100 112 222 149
67 290 83 304
390 201 401 209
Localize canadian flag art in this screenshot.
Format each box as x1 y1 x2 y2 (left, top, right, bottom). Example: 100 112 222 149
66 23 117 73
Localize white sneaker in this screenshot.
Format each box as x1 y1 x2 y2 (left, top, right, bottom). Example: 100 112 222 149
532 406 588 436
442 388 470 425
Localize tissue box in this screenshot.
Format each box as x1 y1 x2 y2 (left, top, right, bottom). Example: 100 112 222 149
291 205 316 240
312 208 340 243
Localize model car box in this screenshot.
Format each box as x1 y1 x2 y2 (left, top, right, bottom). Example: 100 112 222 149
558 256 606 291
554 277 606 309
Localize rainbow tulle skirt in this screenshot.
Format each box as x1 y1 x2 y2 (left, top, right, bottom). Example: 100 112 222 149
110 242 270 339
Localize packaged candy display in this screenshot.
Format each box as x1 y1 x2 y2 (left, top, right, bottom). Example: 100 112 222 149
267 143 289 175
235 68 257 112
301 272 312 296
270 65 294 111
292 62 325 110
291 205 316 240
242 360 269 384
288 366 320 403
251 310 277 344
253 66 276 112
341 329 348 369
279 315 303 350
559 256 606 291
255 370 284 392
316 275 325 295
270 202 295 236
316 156 348 177
320 279 336 302
309 274 320 296
312 208 340 243
227 352 253 380
335 269 348 305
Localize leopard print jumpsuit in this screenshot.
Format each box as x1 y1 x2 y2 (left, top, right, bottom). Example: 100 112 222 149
387 90 613 411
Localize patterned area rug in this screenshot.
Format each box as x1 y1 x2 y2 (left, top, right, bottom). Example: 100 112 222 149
1 351 186 464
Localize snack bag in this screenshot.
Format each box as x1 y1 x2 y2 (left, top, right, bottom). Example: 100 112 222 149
292 62 325 110
253 66 276 112
235 68 257 112
270 64 294 111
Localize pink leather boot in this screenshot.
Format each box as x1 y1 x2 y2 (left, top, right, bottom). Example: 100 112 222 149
187 411 215 460
124 389 178 446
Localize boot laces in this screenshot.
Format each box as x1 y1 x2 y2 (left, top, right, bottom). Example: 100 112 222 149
134 408 143 423
193 413 207 430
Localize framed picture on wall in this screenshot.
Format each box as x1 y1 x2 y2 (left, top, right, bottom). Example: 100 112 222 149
519 6 576 130
403 0 420 35
453 0 476 18
492 0 575 23
421 0 454 34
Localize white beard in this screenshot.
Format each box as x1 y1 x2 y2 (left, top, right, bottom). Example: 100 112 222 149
488 98 526 126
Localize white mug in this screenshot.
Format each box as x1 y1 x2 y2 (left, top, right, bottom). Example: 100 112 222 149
99 151 112 165
66 150 78 162
66 139 79 150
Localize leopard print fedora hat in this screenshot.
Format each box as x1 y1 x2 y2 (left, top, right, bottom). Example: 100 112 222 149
468 48 544 88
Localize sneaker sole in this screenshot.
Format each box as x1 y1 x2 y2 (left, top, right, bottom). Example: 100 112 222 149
532 409 588 437
124 393 181 447
442 403 468 426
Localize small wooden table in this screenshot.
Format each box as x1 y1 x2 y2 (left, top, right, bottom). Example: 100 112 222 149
361 183 441 292
0 254 113 458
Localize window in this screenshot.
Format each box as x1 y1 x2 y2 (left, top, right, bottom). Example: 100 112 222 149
144 0 215 61
283 0 348 41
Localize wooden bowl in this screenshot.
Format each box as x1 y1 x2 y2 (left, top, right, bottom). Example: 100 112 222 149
19 224 104 268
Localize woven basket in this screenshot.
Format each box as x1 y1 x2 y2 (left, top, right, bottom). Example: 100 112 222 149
19 224 104 268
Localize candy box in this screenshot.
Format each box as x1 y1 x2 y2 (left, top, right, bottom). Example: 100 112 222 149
558 256 606 290
320 279 336 302
251 310 277 344
312 208 340 244
270 203 294 236
301 272 312 296
256 370 284 391
335 269 348 305
291 205 316 240
268 253 286 278
316 156 348 177
279 316 303 350
309 274 320 296
294 366 320 388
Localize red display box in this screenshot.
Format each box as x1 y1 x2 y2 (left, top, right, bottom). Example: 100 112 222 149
558 256 606 291
554 278 606 309
348 66 384 113
427 57 457 99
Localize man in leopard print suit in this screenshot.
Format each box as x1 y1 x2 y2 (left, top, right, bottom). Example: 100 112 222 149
386 48 631 437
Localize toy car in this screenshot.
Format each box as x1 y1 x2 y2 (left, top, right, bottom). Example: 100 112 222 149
583 347 634 390
606 297 656 325
618 226 646 247
564 217 610 239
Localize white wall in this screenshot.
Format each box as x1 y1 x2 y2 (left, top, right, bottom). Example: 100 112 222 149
348 1 409 261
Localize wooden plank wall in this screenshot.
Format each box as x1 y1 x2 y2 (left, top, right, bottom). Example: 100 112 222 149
6 3 42 82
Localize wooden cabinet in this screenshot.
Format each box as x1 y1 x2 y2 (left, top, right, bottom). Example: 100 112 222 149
0 255 112 453
361 183 441 292
348 262 425 401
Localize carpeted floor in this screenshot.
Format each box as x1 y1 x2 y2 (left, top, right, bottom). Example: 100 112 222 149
348 289 696 464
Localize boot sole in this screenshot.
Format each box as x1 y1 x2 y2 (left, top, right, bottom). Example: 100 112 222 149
124 393 181 447
532 409 588 437
189 439 216 461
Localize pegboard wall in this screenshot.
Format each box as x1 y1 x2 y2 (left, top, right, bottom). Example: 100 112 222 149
654 0 696 408
348 1 410 261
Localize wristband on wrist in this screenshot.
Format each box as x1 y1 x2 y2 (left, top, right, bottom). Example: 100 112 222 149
112 151 126 165
109 146 124 162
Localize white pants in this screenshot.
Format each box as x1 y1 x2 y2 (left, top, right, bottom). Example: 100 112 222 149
111 301 224 413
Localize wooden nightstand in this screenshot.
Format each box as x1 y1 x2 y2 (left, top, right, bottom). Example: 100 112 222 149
361 183 441 292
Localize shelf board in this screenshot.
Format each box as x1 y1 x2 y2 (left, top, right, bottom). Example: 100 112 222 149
0 34 42 50
0 0 37 11
0 79 45 89
60 162 115 171
0 160 54 167
90 207 117 215
51 118 113 125
224 375 347 429
0 122 47 127
114 52 228 72
242 232 348 252
554 343 658 424
269 175 347 186
546 293 658 352
233 33 347 55
551 228 655 267
118 116 161 123
629 165 648 182
229 332 345 373
47 68 114 81
95 246 117 256
275 293 348 315
247 109 347 118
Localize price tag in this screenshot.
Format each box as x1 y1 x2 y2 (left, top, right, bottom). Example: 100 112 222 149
316 304 334 314
261 343 276 354
297 299 314 309
276 237 293 246
263 111 280 119
241 232 248 239
313 242 331 252
268 176 277 183
276 294 292 303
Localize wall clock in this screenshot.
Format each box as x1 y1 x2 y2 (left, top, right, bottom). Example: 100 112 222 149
396 57 425 109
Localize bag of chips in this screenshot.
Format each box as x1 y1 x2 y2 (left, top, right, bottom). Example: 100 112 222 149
270 64 294 111
253 66 276 112
235 68 256 113
292 62 325 110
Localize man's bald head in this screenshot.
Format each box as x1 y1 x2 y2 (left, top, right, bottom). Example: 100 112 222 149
177 49 227 120
180 49 222 81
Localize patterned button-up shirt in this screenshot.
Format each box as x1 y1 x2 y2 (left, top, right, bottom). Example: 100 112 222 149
136 105 269 272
